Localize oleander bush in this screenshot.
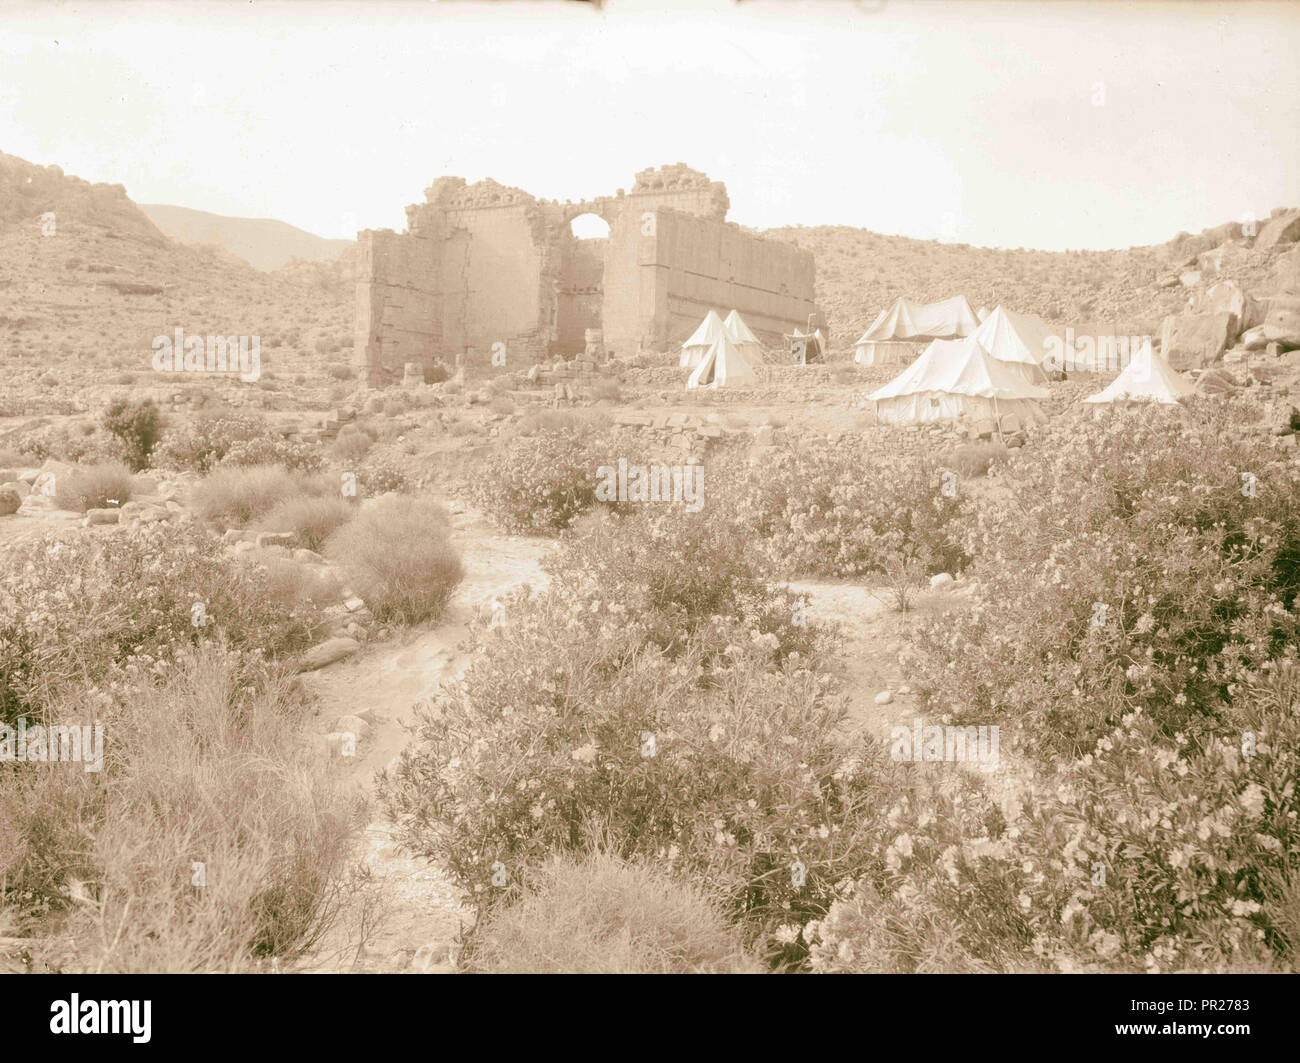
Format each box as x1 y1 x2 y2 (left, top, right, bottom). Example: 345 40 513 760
0 521 321 725
712 438 967 579
907 405 1300 760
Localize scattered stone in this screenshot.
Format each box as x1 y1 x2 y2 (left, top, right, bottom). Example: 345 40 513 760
293 548 326 564
83 508 120 525
930 572 954 589
255 531 294 548
333 714 370 738
411 943 451 972
297 637 361 672
344 596 366 612
0 488 20 516
874 690 893 706
897 684 912 695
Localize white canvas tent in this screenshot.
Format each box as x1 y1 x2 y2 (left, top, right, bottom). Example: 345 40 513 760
680 310 727 368
854 295 980 365
1084 340 1193 405
687 333 757 389
977 306 990 322
723 310 763 363
973 305 1054 385
868 335 1049 426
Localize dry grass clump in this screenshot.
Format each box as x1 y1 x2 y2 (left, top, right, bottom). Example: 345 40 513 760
259 494 355 552
53 462 136 512
192 465 313 527
466 852 762 974
324 494 464 624
0 647 364 972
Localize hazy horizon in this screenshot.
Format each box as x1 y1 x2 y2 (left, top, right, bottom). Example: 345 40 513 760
2 0 1298 252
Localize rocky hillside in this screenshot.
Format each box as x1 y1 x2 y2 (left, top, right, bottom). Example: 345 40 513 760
765 209 1300 348
0 154 353 417
141 204 353 271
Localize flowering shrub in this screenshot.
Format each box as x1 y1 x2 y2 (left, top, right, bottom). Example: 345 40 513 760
0 522 320 723
354 454 410 496
151 414 282 472
711 438 966 579
909 405 1300 759
469 426 648 534
7 421 122 465
809 660 1300 973
218 435 323 473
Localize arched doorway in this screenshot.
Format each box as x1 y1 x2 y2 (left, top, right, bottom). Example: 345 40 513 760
554 212 609 356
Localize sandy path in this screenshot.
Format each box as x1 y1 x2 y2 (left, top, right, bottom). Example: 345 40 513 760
294 507 551 974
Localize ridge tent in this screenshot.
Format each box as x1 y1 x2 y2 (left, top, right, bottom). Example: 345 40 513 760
687 333 757 389
1083 340 1193 405
972 305 1054 385
854 295 980 365
868 335 1049 426
723 309 764 363
680 309 727 369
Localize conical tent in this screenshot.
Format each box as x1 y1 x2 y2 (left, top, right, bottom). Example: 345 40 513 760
723 310 763 362
973 305 1054 384
977 306 990 322
1084 341 1193 405
868 335 1049 426
687 333 757 389
680 310 727 368
854 295 980 365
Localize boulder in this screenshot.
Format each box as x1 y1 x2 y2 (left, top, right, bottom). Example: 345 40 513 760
1256 209 1300 251
1 480 30 499
1191 280 1265 334
1262 299 1300 350
293 548 326 565
255 531 294 548
930 572 955 589
332 714 370 738
1268 247 1300 295
1161 311 1238 370
297 637 361 673
1179 270 1202 288
873 690 893 706
0 488 20 516
83 508 120 525
1241 325 1269 351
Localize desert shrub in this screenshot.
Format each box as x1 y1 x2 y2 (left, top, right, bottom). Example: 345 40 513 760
811 660 1300 974
426 362 450 384
259 494 355 552
7 421 120 465
102 398 163 470
712 438 966 579
324 495 463 624
192 465 312 528
908 405 1300 760
0 521 321 725
515 409 611 436
151 414 277 473
326 363 353 381
382 584 893 962
54 462 135 512
0 645 363 969
469 425 646 534
948 440 1008 479
465 852 762 973
332 427 372 462
488 395 515 417
354 455 410 496
548 507 821 662
218 436 323 473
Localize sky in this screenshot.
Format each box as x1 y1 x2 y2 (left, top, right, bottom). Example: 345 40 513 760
1 0 1297 251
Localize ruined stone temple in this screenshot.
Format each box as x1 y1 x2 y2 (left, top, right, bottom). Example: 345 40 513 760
354 164 820 385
